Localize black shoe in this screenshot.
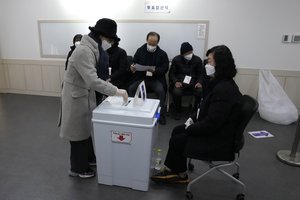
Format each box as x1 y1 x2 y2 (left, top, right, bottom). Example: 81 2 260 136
159 115 166 125
68 168 95 179
89 159 97 166
170 174 190 184
151 169 178 183
151 169 189 184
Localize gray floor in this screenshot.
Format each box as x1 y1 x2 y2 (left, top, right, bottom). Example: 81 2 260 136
0 93 299 200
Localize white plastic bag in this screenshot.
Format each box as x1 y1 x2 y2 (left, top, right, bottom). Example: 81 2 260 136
258 70 298 125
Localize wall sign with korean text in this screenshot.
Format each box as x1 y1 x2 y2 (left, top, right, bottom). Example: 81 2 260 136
145 1 170 13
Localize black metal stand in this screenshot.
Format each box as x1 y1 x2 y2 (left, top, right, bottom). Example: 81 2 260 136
277 118 300 167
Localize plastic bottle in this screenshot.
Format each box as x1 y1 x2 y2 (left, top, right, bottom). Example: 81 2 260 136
151 148 156 169
154 148 162 171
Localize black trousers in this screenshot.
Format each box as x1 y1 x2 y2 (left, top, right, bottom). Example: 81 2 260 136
164 124 188 173
171 85 202 112
70 137 96 173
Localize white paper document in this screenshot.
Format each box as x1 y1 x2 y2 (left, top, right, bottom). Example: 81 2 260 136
133 64 155 72
146 71 153 77
248 130 274 139
183 75 191 84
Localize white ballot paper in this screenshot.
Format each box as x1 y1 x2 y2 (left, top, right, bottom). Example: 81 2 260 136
133 81 147 105
133 64 155 72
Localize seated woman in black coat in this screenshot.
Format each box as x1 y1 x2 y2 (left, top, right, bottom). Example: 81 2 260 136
151 45 243 183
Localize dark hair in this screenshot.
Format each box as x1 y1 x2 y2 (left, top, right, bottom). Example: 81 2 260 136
72 34 82 44
146 32 160 43
206 46 217 57
206 45 237 79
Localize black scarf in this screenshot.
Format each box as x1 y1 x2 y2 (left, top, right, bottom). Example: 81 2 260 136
88 32 109 80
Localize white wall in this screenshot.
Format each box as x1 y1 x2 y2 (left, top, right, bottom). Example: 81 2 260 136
0 0 300 70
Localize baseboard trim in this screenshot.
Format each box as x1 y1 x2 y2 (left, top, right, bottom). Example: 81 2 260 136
1 89 60 97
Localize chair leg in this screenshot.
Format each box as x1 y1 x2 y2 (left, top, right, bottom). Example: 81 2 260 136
235 162 240 173
186 165 217 192
186 161 246 198
204 161 214 168
188 158 194 171
217 168 246 194
232 162 240 179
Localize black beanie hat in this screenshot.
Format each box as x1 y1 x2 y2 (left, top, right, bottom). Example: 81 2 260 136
180 42 193 55
89 18 119 40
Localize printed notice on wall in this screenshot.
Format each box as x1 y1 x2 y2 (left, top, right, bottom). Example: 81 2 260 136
197 24 206 40
145 1 171 13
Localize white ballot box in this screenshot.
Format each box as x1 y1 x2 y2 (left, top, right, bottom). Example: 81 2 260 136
92 96 160 191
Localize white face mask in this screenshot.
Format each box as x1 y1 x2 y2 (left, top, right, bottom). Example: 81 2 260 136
205 64 215 77
147 44 157 52
74 41 80 47
184 53 193 61
101 39 112 51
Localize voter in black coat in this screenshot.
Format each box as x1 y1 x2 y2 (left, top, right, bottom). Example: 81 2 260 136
151 45 243 183
106 39 131 89
128 32 169 125
169 42 205 119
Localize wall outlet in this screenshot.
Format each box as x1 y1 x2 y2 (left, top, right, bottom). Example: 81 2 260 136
282 34 292 43
292 34 300 43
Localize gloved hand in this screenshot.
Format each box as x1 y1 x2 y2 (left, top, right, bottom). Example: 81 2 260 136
185 117 194 130
115 89 128 103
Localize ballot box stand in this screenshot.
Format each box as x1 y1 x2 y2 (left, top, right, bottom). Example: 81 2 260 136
92 97 160 191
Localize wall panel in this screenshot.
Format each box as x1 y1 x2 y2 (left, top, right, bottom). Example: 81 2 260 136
0 62 7 90
42 65 61 92
7 64 26 90
0 59 300 113
24 64 43 91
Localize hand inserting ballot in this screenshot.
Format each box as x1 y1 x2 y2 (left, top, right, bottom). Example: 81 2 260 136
184 117 194 129
115 89 128 103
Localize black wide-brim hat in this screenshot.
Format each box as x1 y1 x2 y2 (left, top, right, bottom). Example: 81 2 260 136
89 18 119 40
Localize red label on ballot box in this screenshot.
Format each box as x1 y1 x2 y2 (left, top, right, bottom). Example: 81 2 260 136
111 131 132 144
